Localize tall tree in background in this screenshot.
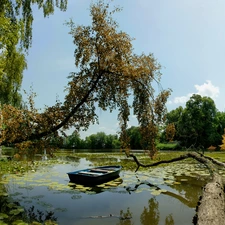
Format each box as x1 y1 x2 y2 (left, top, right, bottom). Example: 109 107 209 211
126 126 142 149
1 1 171 159
164 106 183 142
214 111 225 146
180 94 217 148
166 94 219 148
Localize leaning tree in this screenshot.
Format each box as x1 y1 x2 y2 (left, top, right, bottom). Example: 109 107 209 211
0 0 170 158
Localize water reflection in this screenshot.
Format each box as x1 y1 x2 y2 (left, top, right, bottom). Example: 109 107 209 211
25 205 57 224
117 208 133 225
0 153 206 225
140 198 159 225
68 177 123 194
124 178 200 208
140 198 175 225
165 214 175 225
167 175 206 207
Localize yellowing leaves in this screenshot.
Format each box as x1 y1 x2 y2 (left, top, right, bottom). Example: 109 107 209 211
0 1 171 160
166 123 176 142
220 129 225 150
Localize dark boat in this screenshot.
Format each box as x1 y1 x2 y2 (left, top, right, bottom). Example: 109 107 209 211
67 165 122 185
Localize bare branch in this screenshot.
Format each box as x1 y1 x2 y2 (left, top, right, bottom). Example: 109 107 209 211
128 152 218 174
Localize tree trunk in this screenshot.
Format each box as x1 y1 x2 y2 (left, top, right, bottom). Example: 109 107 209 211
195 173 225 225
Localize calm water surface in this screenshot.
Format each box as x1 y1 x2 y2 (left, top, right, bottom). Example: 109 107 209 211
1 152 207 225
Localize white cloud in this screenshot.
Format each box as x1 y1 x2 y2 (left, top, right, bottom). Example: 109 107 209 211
195 80 219 99
173 93 193 104
170 80 220 106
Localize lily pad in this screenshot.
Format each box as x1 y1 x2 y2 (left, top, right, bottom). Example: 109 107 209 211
151 190 161 196
105 182 118 187
173 181 181 185
164 180 174 184
75 185 84 189
180 178 188 182
29 222 41 225
97 184 105 188
0 213 9 220
7 203 15 208
12 220 28 225
44 220 57 225
0 192 8 197
68 183 76 187
9 209 23 216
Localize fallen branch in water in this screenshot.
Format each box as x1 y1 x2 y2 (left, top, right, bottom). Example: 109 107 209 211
127 151 225 225
128 152 218 173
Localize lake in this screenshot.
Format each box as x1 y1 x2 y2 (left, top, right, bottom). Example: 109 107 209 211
0 151 209 225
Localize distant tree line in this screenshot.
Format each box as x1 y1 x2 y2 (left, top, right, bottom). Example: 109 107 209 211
53 132 121 150
50 94 225 151
50 128 142 150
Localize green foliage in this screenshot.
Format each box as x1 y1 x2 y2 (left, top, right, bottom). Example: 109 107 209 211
0 8 27 106
180 95 217 148
63 131 81 149
0 0 67 50
214 112 225 146
165 94 225 149
126 126 142 149
0 0 67 107
0 49 27 107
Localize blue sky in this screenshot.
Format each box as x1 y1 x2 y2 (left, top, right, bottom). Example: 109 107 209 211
22 0 225 138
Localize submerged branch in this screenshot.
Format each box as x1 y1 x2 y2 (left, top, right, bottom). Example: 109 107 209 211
125 180 195 208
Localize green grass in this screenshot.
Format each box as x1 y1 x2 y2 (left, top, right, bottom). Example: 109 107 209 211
156 142 180 150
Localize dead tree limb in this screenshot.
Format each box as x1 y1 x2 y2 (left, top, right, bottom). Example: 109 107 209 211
194 173 225 225
203 155 225 167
